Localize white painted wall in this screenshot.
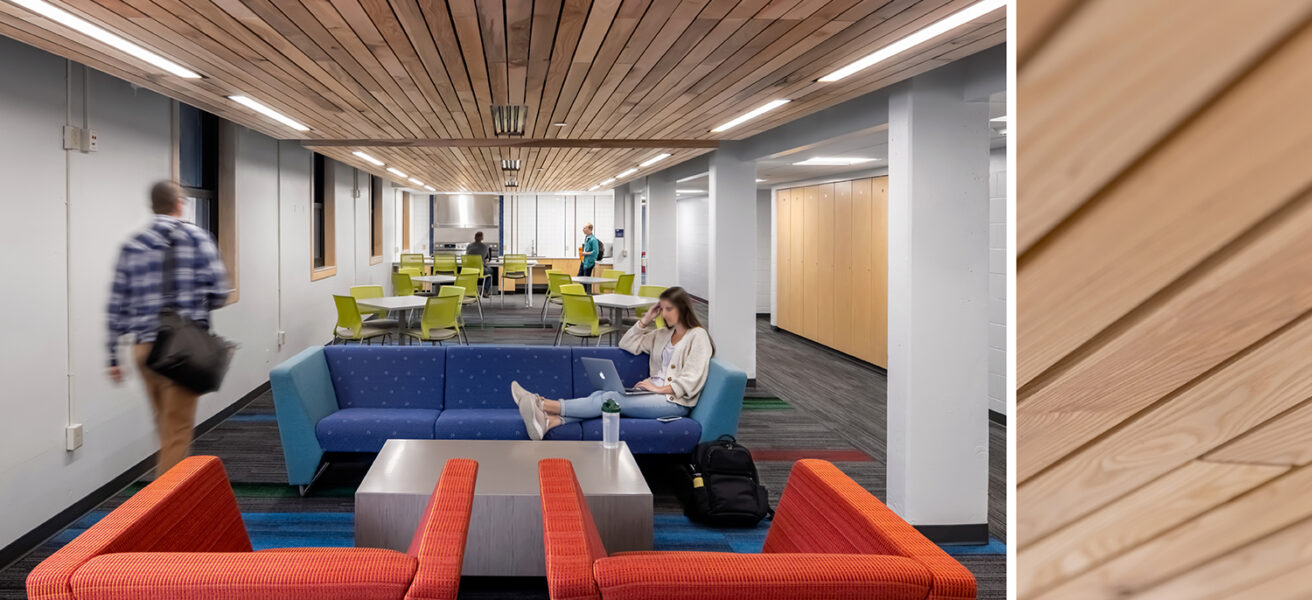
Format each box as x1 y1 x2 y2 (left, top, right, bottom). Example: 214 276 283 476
755 190 771 313
0 37 396 550
675 195 709 299
988 147 1007 415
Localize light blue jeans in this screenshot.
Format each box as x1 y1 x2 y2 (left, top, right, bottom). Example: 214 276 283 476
558 390 690 424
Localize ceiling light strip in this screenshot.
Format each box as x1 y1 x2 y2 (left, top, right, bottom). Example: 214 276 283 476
639 153 671 168
11 0 201 78
711 99 790 133
352 151 384 166
386 167 407 178
228 95 309 131
818 0 1006 83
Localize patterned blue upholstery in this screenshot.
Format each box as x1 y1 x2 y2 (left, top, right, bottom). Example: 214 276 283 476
443 346 572 409
570 347 650 395
434 409 582 441
315 408 440 453
580 417 702 454
324 346 446 410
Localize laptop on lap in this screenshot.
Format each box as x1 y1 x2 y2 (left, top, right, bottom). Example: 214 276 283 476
581 357 647 395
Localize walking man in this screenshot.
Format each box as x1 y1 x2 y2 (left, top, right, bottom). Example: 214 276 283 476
107 181 230 476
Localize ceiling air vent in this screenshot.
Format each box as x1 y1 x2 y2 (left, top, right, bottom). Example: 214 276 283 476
505 179 519 188
490 105 528 136
501 159 521 171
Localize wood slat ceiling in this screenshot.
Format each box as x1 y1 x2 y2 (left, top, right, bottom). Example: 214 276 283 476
0 0 1004 191
1019 0 1312 598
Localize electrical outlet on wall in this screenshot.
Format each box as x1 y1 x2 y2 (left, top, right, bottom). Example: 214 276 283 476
82 128 98 152
66 424 84 451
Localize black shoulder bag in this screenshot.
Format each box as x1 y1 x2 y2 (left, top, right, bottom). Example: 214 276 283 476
146 225 234 394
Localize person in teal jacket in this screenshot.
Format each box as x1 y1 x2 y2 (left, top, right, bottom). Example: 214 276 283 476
578 223 599 277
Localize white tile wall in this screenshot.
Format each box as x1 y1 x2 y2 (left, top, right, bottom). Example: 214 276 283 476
988 146 1008 416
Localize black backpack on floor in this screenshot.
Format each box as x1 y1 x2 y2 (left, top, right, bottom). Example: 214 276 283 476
684 435 773 527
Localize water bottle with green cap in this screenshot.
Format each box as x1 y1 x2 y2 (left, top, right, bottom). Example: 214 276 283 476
602 398 621 449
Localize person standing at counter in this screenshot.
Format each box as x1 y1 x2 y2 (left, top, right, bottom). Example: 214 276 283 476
466 231 491 297
579 223 599 277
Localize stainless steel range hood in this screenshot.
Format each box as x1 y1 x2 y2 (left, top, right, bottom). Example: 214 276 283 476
433 194 499 228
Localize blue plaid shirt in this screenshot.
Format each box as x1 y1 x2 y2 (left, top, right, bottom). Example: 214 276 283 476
107 215 230 366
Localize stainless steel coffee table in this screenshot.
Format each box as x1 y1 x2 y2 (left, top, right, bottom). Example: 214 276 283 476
355 439 652 576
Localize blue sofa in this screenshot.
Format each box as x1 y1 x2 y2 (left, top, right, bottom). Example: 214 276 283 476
270 345 748 486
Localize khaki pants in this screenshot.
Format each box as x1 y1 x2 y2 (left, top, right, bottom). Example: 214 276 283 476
132 343 199 476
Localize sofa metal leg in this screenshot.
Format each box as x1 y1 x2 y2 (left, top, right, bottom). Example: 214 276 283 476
298 461 330 497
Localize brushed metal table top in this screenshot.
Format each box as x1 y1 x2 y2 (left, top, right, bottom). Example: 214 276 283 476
358 439 651 498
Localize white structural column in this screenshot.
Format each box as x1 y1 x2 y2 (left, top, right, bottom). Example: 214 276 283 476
885 66 990 542
707 144 757 379
645 172 677 287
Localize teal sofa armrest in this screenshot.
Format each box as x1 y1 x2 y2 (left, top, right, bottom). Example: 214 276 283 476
270 346 339 486
688 358 747 443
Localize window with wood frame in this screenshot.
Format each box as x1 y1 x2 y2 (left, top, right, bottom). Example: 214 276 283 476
176 102 239 302
311 153 336 280
370 174 383 264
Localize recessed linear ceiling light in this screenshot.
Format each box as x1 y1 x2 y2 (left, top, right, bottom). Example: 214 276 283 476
818 0 1006 83
793 157 878 166
991 116 1008 123
352 151 384 166
600 178 616 186
10 0 202 78
639 153 672 168
711 99 790 133
616 168 638 179
676 189 705 194
756 178 766 183
588 185 601 191
228 96 309 131
552 122 568 127
386 167 407 178
424 185 436 192
408 177 424 186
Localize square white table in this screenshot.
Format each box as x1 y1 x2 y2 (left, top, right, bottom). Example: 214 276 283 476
355 440 652 576
591 294 657 343
411 274 456 285
356 295 430 339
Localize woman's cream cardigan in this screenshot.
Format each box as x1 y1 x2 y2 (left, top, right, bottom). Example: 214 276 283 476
618 321 713 408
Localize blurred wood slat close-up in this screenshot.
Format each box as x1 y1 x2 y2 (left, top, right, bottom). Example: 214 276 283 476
1018 0 1312 598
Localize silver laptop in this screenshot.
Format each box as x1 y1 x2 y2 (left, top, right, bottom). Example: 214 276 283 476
581 357 647 395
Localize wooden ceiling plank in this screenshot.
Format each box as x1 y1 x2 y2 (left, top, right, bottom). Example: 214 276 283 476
506 0 533 107
207 0 406 137
1206 398 1312 467
635 0 968 139
1017 20 1312 390
406 0 488 137
1131 515 1312 600
568 0 681 139
1018 0 1312 254
544 0 623 135
554 0 657 137
449 1 497 137
242 0 430 137
353 0 467 139
531 0 587 138
1018 308 1312 546
1019 191 1312 483
523 0 562 137
1017 460 1287 599
475 0 510 105
1030 462 1312 600
572 0 714 137
1015 0 1082 67
318 0 443 138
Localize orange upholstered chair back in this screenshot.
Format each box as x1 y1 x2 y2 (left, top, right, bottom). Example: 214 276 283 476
538 458 607 600
762 459 976 600
26 456 251 600
405 458 479 600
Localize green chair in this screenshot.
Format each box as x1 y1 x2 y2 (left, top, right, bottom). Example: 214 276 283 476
614 273 635 295
463 254 492 297
597 269 624 294
332 295 391 345
625 284 667 328
540 270 573 325
399 253 427 277
454 267 484 323
349 285 398 328
500 254 530 307
392 272 419 296
556 284 619 346
432 253 459 276
402 288 464 345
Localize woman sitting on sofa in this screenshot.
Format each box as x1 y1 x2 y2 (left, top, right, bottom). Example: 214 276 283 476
512 286 714 439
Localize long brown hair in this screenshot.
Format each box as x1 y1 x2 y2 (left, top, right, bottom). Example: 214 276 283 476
660 286 715 355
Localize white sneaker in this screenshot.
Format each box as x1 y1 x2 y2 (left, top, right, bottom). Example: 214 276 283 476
518 390 544 440
510 381 531 408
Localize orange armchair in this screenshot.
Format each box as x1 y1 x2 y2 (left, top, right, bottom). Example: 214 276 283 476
28 456 477 600
538 458 976 600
